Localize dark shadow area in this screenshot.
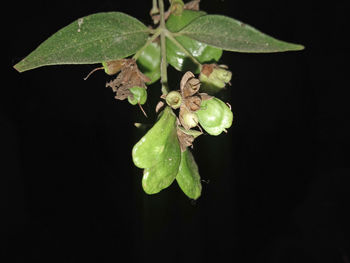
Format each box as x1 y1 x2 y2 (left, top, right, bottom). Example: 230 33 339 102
2 0 349 262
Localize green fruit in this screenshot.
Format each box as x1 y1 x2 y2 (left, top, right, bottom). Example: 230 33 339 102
128 86 147 105
199 66 232 94
132 107 181 194
176 149 202 200
165 91 182 109
166 10 223 73
136 42 161 84
196 98 233 136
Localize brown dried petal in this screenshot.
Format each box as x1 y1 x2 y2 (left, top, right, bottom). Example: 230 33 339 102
184 95 201 112
155 101 165 113
115 86 131 101
180 71 195 93
183 77 200 98
177 127 195 152
106 59 149 101
199 93 213 101
201 64 215 77
184 0 200 10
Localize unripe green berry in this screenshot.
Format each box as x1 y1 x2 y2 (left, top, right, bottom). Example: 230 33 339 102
128 86 147 105
165 91 182 109
180 106 199 130
183 112 198 129
196 98 233 136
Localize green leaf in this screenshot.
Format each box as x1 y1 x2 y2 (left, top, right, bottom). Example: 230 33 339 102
132 107 181 194
132 107 177 169
166 10 222 73
178 15 304 53
142 126 181 194
176 149 202 200
136 42 161 84
14 12 149 72
166 10 206 32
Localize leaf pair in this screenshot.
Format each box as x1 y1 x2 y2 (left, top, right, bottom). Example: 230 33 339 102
132 107 201 199
14 10 303 73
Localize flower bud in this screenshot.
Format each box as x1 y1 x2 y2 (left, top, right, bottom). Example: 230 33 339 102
102 60 125 75
170 0 185 16
195 97 233 136
128 86 147 105
199 64 232 94
165 91 182 109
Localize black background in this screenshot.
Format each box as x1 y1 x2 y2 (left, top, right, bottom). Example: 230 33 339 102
1 0 349 262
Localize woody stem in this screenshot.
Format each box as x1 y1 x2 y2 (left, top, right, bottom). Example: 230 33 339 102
159 0 169 95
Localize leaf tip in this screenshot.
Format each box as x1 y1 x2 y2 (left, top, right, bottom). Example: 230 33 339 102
13 62 22 73
292 43 305 51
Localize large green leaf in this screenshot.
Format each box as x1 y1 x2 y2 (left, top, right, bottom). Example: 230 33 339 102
132 107 177 169
132 107 181 195
142 126 181 194
178 15 304 53
14 12 149 72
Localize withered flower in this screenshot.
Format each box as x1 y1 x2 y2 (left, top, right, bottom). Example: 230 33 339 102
105 59 150 101
177 126 202 152
178 71 211 130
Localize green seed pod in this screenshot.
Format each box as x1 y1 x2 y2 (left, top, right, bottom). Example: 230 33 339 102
132 107 181 194
199 64 232 94
166 10 223 73
176 149 202 200
127 86 147 105
196 98 233 136
136 42 161 84
165 91 182 109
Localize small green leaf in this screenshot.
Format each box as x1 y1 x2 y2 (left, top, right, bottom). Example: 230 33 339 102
14 12 149 72
179 15 304 53
176 149 202 200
